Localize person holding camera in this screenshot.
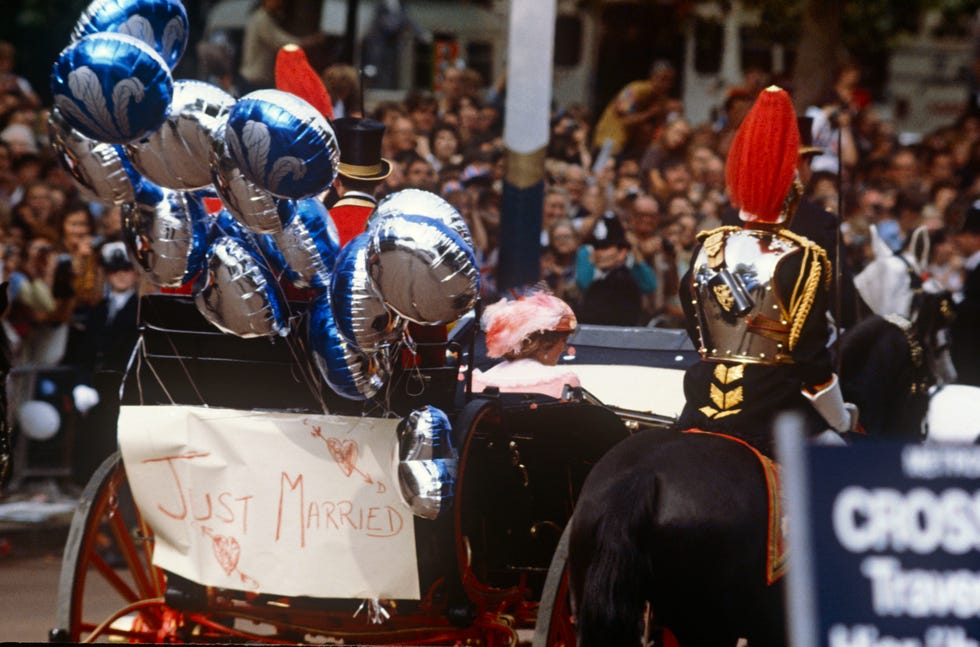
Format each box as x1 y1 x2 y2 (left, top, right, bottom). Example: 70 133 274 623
804 62 862 175
5 235 73 366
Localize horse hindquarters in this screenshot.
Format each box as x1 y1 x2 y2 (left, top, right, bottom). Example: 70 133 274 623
569 466 658 647
569 432 787 647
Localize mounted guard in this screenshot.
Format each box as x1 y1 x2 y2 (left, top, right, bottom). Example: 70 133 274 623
676 86 857 455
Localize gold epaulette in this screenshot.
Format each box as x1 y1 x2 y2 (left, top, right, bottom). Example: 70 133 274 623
695 225 742 245
775 229 832 351
697 226 742 271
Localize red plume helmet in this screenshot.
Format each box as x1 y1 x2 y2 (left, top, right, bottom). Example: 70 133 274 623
275 44 334 120
725 86 800 224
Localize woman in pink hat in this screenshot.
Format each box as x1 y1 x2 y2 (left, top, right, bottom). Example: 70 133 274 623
472 291 581 399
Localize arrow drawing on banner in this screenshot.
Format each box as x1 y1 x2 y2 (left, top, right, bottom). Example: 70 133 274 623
308 423 375 485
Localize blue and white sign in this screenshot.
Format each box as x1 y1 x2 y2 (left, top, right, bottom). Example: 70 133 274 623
778 428 980 647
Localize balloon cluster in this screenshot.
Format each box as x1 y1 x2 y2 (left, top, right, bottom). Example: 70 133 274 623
396 406 458 519
48 0 479 403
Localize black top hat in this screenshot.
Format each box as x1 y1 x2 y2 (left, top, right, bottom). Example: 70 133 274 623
797 116 823 158
333 117 393 182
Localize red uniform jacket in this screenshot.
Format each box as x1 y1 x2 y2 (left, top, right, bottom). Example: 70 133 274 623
330 193 377 247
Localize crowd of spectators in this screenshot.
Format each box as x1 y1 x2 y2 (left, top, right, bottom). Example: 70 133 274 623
354 58 980 333
2 34 980 481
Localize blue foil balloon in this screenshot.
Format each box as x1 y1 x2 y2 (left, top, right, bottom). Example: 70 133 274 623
330 232 400 353
48 108 143 205
72 0 189 70
397 458 457 520
210 120 286 234
224 89 340 200
372 188 474 250
397 406 455 462
268 198 339 289
368 214 480 325
210 207 252 242
194 235 290 339
122 182 209 286
51 32 173 145
309 292 388 400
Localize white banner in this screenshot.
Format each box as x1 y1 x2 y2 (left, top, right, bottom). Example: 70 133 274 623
118 406 419 600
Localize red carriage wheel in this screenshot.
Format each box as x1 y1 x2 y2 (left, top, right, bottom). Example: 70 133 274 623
51 452 167 643
532 520 576 647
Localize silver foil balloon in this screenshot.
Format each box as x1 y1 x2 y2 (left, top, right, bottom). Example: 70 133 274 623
50 32 173 144
48 108 141 204
126 79 234 190
397 458 457 520
269 198 339 289
224 89 340 200
193 236 290 338
330 232 400 352
372 188 473 250
368 214 479 325
72 0 189 70
309 292 388 400
210 120 285 234
122 183 209 287
397 405 454 462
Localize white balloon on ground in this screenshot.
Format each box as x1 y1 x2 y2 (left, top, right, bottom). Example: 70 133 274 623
16 400 61 441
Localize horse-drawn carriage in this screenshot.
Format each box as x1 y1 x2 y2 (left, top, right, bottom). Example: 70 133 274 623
47 293 692 645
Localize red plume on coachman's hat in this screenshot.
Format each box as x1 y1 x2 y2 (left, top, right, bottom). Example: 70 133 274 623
275 44 334 120
725 86 800 224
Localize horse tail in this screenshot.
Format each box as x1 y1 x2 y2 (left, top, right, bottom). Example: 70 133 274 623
577 472 658 647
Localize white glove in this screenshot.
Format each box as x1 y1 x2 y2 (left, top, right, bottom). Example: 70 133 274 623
73 384 100 415
802 374 857 433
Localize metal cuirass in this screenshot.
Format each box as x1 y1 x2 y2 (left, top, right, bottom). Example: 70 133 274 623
691 228 802 364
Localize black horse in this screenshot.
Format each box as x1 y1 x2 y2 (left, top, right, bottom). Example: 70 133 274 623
565 309 948 647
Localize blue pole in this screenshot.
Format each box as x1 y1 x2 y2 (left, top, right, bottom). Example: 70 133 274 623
497 0 556 293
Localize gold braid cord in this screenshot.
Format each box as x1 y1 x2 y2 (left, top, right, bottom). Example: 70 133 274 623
695 226 742 245
776 229 831 350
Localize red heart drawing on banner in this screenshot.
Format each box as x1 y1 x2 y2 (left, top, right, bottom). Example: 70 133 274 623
211 534 240 576
326 438 358 477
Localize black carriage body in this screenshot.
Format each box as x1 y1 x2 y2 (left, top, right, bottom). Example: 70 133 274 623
56 294 638 643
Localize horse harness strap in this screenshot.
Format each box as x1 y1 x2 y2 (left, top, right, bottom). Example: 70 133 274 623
882 313 931 395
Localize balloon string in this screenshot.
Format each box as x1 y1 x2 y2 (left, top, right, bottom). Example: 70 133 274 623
132 335 146 406
141 344 178 406
155 317 208 407
283 320 331 415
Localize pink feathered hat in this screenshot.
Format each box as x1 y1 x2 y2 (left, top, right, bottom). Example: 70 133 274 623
482 292 577 359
